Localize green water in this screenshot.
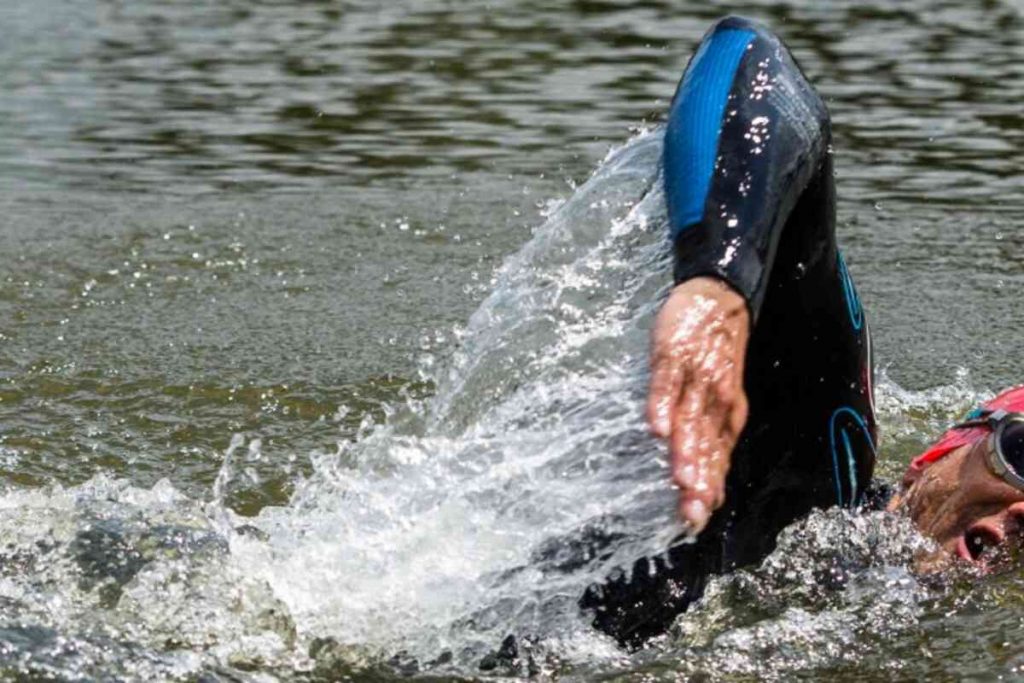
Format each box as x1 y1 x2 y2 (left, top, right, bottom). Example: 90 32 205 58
0 0 1023 680
3 0 1022 505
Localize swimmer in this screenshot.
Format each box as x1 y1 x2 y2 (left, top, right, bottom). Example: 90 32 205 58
580 15 1024 647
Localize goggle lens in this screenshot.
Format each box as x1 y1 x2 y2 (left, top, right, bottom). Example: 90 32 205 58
999 419 1024 476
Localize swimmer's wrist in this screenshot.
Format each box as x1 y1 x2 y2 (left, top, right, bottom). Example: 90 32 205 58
670 276 750 325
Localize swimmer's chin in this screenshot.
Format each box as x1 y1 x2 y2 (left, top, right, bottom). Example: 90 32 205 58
911 540 1009 578
911 544 962 575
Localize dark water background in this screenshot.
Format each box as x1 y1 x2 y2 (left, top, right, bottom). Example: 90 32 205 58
0 0 1023 680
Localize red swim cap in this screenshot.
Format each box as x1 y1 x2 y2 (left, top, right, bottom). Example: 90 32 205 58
909 385 1024 471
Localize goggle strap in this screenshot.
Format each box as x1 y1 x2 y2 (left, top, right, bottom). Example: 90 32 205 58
951 408 1009 431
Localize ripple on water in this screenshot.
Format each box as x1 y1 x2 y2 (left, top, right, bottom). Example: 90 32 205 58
1 0 1023 679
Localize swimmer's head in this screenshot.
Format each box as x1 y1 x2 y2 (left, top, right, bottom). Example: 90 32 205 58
891 387 1024 568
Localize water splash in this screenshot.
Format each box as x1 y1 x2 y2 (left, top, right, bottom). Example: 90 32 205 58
0 129 678 679
233 128 682 669
0 128 1016 680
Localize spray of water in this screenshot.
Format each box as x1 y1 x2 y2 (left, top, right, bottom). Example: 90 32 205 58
0 129 1004 680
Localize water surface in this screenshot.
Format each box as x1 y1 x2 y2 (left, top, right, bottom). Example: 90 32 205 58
0 0 1022 680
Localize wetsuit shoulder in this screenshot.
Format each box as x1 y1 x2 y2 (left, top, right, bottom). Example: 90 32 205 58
663 15 831 320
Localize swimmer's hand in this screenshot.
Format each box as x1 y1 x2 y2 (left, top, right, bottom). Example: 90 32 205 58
647 276 750 534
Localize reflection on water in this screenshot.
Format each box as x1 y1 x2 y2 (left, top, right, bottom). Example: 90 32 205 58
0 0 1023 679
3 1 1021 197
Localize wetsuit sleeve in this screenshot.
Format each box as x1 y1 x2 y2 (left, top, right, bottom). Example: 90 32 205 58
663 16 831 322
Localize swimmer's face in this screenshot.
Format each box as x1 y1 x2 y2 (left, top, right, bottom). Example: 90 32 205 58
893 441 1024 568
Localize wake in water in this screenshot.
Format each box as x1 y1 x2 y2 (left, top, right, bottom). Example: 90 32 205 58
0 130 1011 680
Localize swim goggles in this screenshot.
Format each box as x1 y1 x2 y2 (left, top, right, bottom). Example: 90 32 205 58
952 409 1024 491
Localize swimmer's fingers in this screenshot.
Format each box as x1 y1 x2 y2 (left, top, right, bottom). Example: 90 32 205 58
670 383 714 531
711 337 749 442
674 415 730 531
647 278 711 438
647 344 686 439
650 276 751 532
727 321 750 438
703 332 748 512
671 352 729 532
674 331 747 532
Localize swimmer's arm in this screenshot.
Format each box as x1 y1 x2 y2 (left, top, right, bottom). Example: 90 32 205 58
647 275 749 533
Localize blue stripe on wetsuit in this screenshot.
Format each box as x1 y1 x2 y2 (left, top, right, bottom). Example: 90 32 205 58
663 28 755 240
829 406 877 507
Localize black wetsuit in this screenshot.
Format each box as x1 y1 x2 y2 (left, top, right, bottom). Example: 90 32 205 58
580 16 878 647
